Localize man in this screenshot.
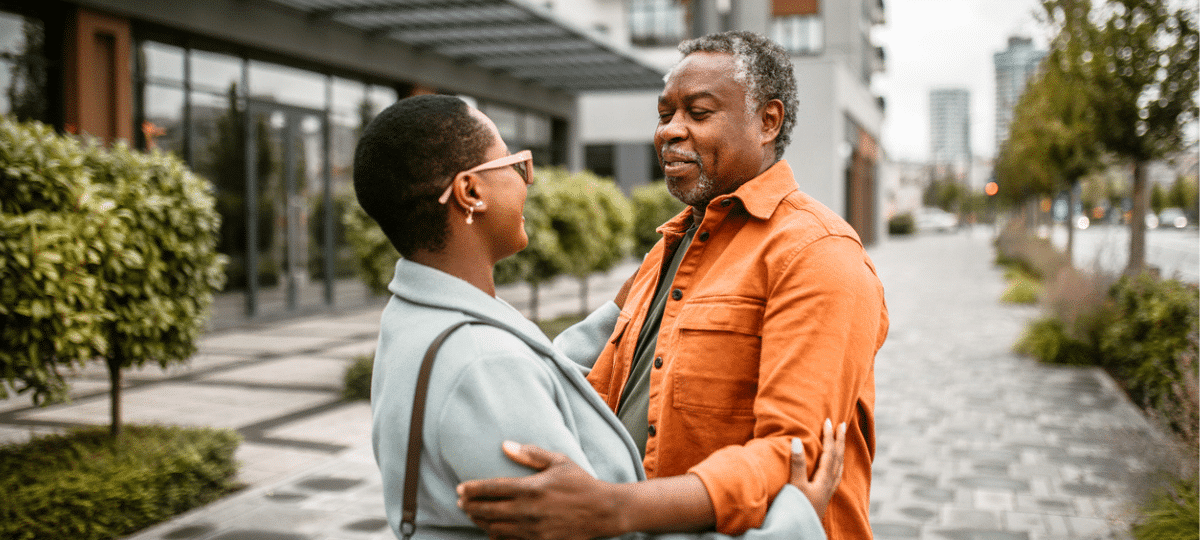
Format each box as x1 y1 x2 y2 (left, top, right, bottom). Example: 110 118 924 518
460 31 887 540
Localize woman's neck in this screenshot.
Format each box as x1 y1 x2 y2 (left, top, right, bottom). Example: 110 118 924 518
409 246 496 297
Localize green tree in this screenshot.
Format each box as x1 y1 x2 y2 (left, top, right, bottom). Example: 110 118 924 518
83 142 226 436
0 118 226 437
1150 181 1167 214
1167 174 1198 215
1071 0 1198 272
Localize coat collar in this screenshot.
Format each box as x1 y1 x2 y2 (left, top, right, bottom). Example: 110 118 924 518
388 258 553 356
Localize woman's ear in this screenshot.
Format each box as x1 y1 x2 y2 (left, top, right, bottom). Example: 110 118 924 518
448 171 487 212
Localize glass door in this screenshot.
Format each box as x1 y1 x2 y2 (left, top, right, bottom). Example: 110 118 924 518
245 101 329 319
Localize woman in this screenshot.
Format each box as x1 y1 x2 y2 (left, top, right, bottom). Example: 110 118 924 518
355 94 844 540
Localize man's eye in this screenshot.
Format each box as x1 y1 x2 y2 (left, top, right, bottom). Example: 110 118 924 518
658 111 672 122
690 109 710 117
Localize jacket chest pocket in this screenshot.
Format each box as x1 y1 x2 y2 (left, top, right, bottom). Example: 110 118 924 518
669 301 763 417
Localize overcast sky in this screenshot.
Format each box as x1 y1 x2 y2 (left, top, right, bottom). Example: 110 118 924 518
873 0 1048 163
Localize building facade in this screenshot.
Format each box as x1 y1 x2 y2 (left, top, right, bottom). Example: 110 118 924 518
929 88 971 180
0 0 663 326
578 0 888 246
994 35 1046 156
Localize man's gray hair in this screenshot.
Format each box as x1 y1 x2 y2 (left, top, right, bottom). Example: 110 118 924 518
673 31 798 160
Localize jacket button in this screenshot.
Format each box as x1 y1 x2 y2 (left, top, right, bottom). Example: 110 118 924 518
654 356 663 368
698 231 709 242
720 199 732 207
671 289 682 300
647 425 656 436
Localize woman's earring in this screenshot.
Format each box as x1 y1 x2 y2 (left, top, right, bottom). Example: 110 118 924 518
466 201 483 224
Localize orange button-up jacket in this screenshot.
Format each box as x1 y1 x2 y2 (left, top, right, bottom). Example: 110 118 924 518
587 160 888 539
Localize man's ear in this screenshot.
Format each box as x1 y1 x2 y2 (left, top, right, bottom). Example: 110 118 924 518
759 99 784 146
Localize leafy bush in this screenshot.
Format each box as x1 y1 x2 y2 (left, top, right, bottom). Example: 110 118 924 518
343 354 374 401
0 425 241 540
1000 267 1042 304
1133 478 1198 540
631 182 685 255
993 217 1071 280
342 195 399 295
887 212 915 236
1014 316 1096 365
1099 274 1199 415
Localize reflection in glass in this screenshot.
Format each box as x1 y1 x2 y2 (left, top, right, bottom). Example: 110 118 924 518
484 103 520 143
191 86 276 294
142 85 185 157
190 49 243 95
142 41 184 83
248 60 326 110
0 12 46 122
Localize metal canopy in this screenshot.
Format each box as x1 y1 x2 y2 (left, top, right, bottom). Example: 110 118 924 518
267 0 666 92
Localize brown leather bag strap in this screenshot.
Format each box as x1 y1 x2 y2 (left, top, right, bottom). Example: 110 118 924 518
402 319 503 540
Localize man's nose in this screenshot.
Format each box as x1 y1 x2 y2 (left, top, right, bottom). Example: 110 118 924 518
657 112 687 142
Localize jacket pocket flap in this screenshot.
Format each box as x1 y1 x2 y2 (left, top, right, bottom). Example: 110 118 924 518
676 300 764 335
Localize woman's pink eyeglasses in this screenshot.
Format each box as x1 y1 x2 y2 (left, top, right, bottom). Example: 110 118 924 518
438 150 534 204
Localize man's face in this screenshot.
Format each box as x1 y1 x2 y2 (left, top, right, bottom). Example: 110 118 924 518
655 52 771 208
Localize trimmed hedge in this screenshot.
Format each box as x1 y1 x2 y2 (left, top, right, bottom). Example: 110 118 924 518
343 354 373 401
0 425 241 540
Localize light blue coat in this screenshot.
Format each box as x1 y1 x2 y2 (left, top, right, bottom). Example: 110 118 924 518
371 259 824 540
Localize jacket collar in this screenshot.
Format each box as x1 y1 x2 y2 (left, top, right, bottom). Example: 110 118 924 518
388 258 553 355
656 159 798 237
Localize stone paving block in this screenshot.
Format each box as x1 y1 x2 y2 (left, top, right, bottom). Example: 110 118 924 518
941 508 999 530
200 333 342 355
264 401 372 448
0 424 61 445
202 356 353 390
974 490 1016 512
236 442 338 487
17 383 333 430
315 339 378 360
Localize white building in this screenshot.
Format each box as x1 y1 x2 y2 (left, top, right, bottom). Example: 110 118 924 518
576 0 888 246
929 88 971 174
994 36 1046 155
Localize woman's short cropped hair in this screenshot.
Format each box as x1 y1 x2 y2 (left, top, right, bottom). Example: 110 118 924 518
353 95 493 257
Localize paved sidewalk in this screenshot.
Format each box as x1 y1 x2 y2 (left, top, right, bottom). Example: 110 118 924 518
0 231 1179 540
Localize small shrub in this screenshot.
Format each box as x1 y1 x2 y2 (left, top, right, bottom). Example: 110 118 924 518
343 354 374 401
537 313 586 340
1000 267 1042 304
1133 477 1198 540
887 212 915 235
1014 317 1096 365
0 425 241 540
631 182 685 256
1100 274 1200 415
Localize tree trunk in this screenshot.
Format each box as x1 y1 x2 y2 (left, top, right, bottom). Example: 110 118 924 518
578 275 589 317
529 281 540 323
1127 160 1148 275
107 354 122 438
1066 184 1076 261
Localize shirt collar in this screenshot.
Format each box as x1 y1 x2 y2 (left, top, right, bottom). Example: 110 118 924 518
721 159 797 220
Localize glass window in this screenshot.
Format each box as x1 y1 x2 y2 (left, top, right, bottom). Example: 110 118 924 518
191 49 243 95
482 103 520 144
628 0 685 47
142 85 185 157
0 12 46 122
523 113 551 147
248 60 327 110
771 15 823 55
142 41 184 84
367 85 398 117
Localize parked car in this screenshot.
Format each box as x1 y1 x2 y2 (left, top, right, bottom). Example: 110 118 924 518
1158 208 1189 229
914 207 959 233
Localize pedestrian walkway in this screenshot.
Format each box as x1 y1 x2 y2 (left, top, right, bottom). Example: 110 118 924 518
0 231 1178 540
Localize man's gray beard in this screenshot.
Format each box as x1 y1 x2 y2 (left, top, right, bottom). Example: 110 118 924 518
662 145 713 207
